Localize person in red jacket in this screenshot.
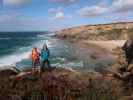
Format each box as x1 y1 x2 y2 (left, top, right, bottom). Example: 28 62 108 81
31 47 40 72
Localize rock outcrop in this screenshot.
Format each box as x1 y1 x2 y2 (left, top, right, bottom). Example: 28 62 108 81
56 22 133 41
0 67 130 100
109 39 133 81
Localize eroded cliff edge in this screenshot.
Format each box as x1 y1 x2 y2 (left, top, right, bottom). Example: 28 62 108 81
56 22 133 41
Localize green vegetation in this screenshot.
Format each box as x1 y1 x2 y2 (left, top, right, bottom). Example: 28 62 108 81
98 29 123 40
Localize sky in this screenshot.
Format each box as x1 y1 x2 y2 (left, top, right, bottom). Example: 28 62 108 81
0 0 133 31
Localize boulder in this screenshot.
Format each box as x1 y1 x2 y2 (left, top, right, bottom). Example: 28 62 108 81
111 47 128 74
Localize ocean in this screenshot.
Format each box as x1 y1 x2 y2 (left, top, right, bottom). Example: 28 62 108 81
0 32 83 71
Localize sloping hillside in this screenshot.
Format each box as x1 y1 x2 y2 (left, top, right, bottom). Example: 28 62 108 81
56 22 133 41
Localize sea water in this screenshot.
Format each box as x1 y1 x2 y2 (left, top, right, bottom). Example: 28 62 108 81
0 32 114 71
0 32 83 71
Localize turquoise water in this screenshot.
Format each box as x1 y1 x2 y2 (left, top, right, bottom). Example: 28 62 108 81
0 32 39 56
0 32 83 70
0 32 114 71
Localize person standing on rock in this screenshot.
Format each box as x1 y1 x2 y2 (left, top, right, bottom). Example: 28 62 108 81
40 43 50 71
31 47 40 72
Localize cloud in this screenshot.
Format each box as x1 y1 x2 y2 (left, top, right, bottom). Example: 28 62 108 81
77 0 133 18
0 12 60 31
111 0 133 13
3 0 31 7
54 12 65 19
48 7 63 13
53 12 72 20
48 0 76 4
0 14 14 22
0 0 3 7
48 7 72 20
52 11 72 20
0 12 20 23
77 5 107 17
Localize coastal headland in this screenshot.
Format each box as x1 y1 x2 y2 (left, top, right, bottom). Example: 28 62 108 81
1 22 133 100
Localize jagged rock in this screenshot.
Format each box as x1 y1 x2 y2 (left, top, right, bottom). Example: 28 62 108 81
110 47 128 74
127 64 133 74
0 67 126 100
122 39 133 64
109 39 133 81
0 67 91 100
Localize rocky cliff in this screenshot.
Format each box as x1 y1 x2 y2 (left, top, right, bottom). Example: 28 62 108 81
56 22 133 41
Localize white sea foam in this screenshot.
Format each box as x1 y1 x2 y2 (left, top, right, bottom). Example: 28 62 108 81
0 38 53 68
51 61 84 69
0 37 12 40
37 34 45 38
0 33 83 70
0 51 31 67
33 39 54 49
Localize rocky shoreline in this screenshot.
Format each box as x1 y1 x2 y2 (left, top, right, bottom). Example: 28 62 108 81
1 45 133 100
1 22 133 100
54 22 133 99
1 66 133 100
1 47 133 100
0 57 132 99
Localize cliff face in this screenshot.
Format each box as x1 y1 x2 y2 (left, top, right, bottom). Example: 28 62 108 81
56 22 133 41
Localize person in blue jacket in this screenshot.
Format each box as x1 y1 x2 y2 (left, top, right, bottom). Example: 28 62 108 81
40 43 50 70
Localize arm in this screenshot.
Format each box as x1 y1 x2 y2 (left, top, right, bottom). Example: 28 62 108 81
47 49 50 57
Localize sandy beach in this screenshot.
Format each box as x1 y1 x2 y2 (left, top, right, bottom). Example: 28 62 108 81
72 40 126 61
83 40 126 52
